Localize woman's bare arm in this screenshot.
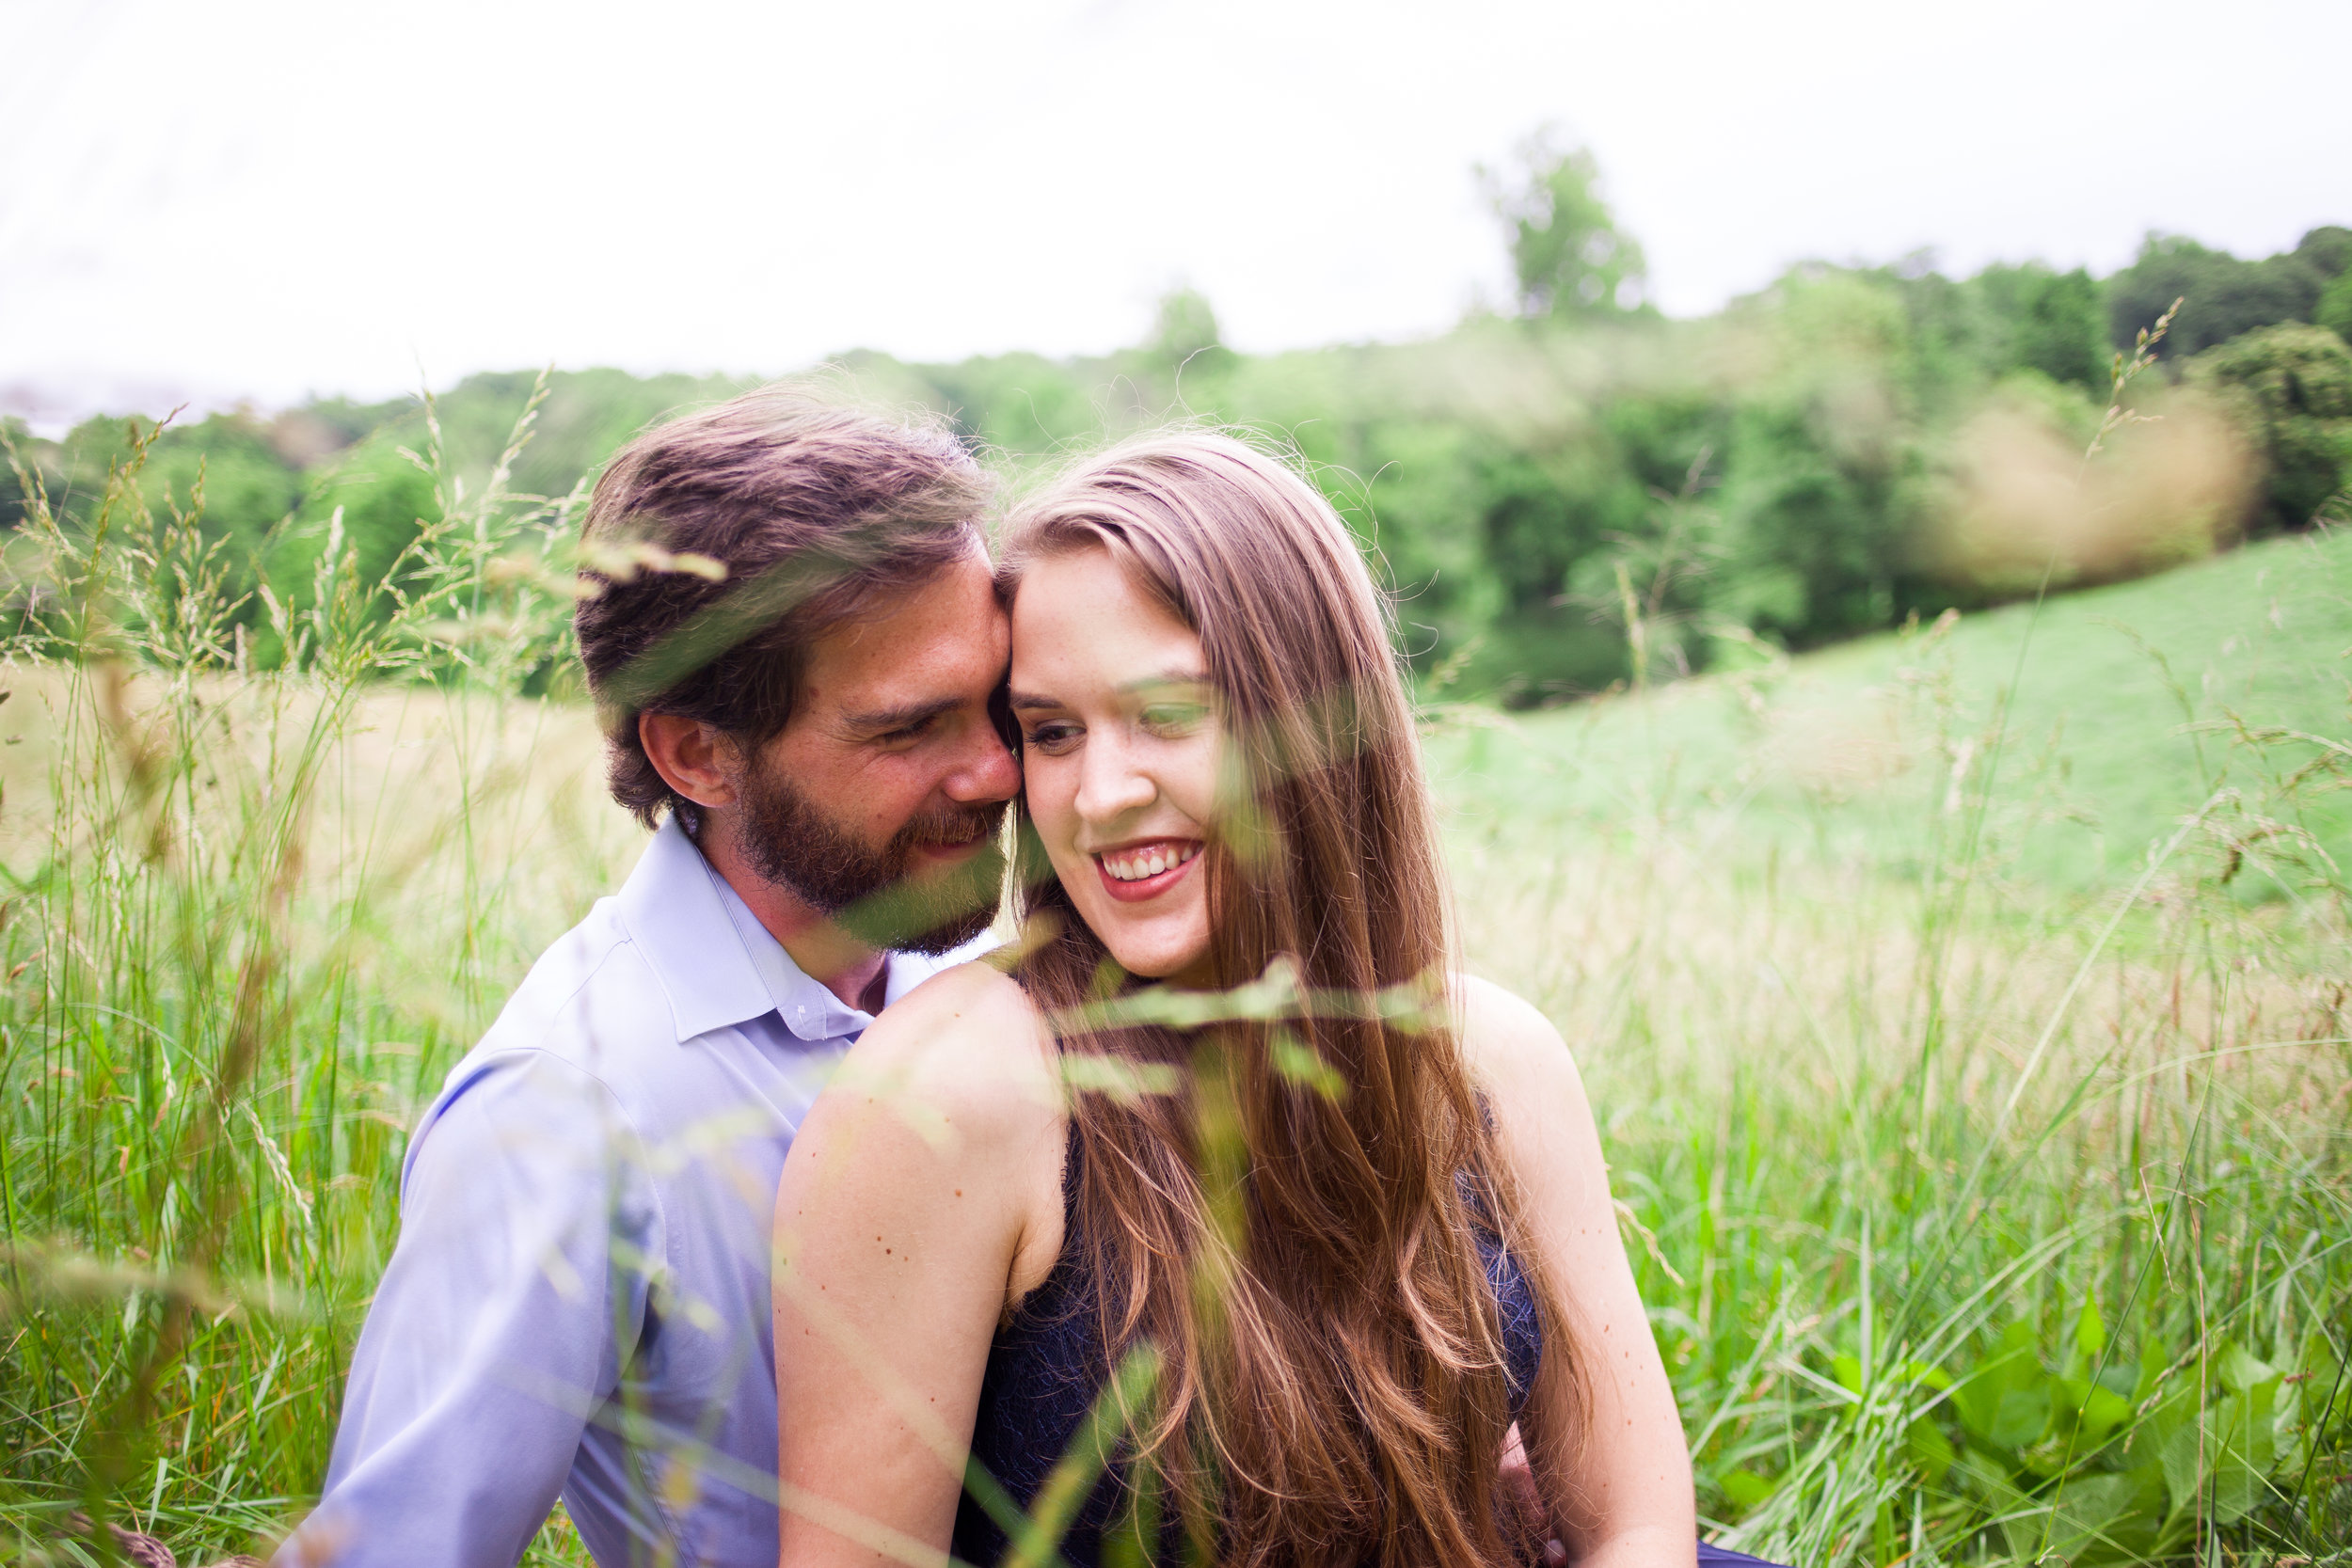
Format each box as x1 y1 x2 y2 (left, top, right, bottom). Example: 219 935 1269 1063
1460 975 1696 1568
772 963 1066 1568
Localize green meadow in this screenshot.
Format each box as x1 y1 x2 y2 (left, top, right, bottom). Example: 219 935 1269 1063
0 412 2344 1567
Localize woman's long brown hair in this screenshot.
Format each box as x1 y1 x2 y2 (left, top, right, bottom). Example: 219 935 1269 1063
998 431 1585 1566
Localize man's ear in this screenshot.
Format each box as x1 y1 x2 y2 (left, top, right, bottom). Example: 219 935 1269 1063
640 712 739 811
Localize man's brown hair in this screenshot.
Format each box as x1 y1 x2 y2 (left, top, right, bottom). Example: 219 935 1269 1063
574 386 990 830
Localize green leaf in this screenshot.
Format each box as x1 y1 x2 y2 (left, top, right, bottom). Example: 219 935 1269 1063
2207 1379 2279 1525
2218 1340 2277 1395
2159 1418 2204 1521
2303 1328 2352 1425
2075 1291 2108 1359
1719 1468 1778 1510
2154 1387 2276 1528
1907 1415 1956 1485
1900 1357 1953 1392
1957 1446 2026 1508
1954 1322 2043 1442
2047 1472 2139 1560
1831 1353 1864 1395
1988 1385 2053 1452
2079 1382 2134 1446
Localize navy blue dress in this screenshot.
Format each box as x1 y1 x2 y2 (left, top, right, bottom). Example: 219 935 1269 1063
947 1135 1787 1567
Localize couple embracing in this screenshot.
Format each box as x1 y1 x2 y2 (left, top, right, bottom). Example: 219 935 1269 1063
286 389 1783 1568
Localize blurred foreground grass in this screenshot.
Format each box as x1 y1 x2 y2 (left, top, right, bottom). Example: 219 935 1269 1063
0 422 2344 1564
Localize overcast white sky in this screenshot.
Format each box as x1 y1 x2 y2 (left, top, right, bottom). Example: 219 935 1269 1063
3 0 2345 428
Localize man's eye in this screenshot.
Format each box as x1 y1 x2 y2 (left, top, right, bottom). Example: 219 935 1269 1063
877 718 933 745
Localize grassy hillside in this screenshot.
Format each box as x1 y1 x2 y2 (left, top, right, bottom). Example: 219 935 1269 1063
1430 523 2352 897
1429 531 2350 1562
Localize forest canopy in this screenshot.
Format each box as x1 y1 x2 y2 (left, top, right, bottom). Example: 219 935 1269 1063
8 148 2347 705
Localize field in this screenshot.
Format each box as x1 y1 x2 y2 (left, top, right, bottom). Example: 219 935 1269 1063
0 435 2345 1567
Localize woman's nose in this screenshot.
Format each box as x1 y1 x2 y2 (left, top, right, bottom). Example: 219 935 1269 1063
1074 735 1156 822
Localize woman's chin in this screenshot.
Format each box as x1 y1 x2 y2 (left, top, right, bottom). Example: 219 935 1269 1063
1102 934 1213 987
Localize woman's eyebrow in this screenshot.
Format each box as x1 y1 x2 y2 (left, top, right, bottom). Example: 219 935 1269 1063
1117 669 1212 694
1009 671 1211 712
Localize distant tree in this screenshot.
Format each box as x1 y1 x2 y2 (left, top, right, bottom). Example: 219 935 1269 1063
2188 324 2352 534
2312 227 2352 346
1481 133 1649 320
2320 271 2352 345
2295 225 2352 283
2107 230 2344 358
1150 287 1226 363
1976 263 2106 388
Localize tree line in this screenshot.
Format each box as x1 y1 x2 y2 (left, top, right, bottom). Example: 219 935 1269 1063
8 146 2348 704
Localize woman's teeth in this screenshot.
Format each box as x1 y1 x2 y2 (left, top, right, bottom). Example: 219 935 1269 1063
1099 843 1200 882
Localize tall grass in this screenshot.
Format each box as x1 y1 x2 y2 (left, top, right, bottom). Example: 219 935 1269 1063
0 385 626 1562
1432 556 2352 1562
0 394 2345 1565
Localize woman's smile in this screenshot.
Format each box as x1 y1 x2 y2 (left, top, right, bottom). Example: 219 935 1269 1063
1090 836 1204 902
1008 544 1222 982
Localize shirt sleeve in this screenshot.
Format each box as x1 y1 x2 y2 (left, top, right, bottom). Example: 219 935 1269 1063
278 1051 664 1568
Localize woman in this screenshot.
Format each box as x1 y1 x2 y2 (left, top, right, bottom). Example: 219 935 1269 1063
772 433 1763 1567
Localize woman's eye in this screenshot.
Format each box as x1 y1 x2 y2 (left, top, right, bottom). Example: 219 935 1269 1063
1022 721 1082 753
1140 703 1207 735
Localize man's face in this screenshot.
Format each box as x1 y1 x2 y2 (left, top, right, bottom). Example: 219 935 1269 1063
733 549 1019 954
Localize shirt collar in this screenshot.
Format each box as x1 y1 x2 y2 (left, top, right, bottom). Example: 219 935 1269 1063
614 816 973 1046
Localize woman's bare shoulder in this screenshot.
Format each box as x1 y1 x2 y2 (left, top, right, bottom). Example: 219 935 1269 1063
834 959 1063 1134
1454 973 1585 1098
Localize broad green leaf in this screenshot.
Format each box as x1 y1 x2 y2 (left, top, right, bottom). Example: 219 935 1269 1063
2047 1472 2138 1560
1987 1385 2053 1452
1719 1468 1778 1510
1907 1415 1956 1485
1900 1357 1953 1392
1954 1323 2042 1442
2304 1329 2352 1427
1831 1353 1864 1395
1958 1447 2026 1508
2159 1417 2204 1520
2079 1383 2133 1445
2217 1341 2276 1395
2074 1292 2107 1359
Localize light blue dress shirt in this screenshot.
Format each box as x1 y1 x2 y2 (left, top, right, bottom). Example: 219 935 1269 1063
284 816 990 1568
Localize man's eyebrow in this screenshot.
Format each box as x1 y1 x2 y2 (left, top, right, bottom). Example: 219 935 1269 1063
840 694 961 734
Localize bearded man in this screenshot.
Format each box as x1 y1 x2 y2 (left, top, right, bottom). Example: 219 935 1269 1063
280 389 1019 1567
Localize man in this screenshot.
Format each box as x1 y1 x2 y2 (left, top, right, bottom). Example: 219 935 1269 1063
281 389 1020 1567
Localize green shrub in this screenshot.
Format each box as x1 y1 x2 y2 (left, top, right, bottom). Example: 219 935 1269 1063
2188 324 2352 533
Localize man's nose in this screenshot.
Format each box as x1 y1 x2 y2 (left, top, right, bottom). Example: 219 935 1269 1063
944 715 1021 805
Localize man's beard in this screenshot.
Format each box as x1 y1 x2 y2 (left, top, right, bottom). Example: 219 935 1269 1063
734 768 1007 956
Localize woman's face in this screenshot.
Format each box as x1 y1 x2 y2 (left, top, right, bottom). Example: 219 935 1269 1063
1009 545 1220 986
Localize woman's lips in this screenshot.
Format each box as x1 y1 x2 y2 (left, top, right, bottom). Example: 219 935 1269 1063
1091 839 1202 904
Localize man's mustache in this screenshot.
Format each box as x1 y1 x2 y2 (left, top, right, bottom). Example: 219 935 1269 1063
900 800 1009 850
836 821 1011 950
